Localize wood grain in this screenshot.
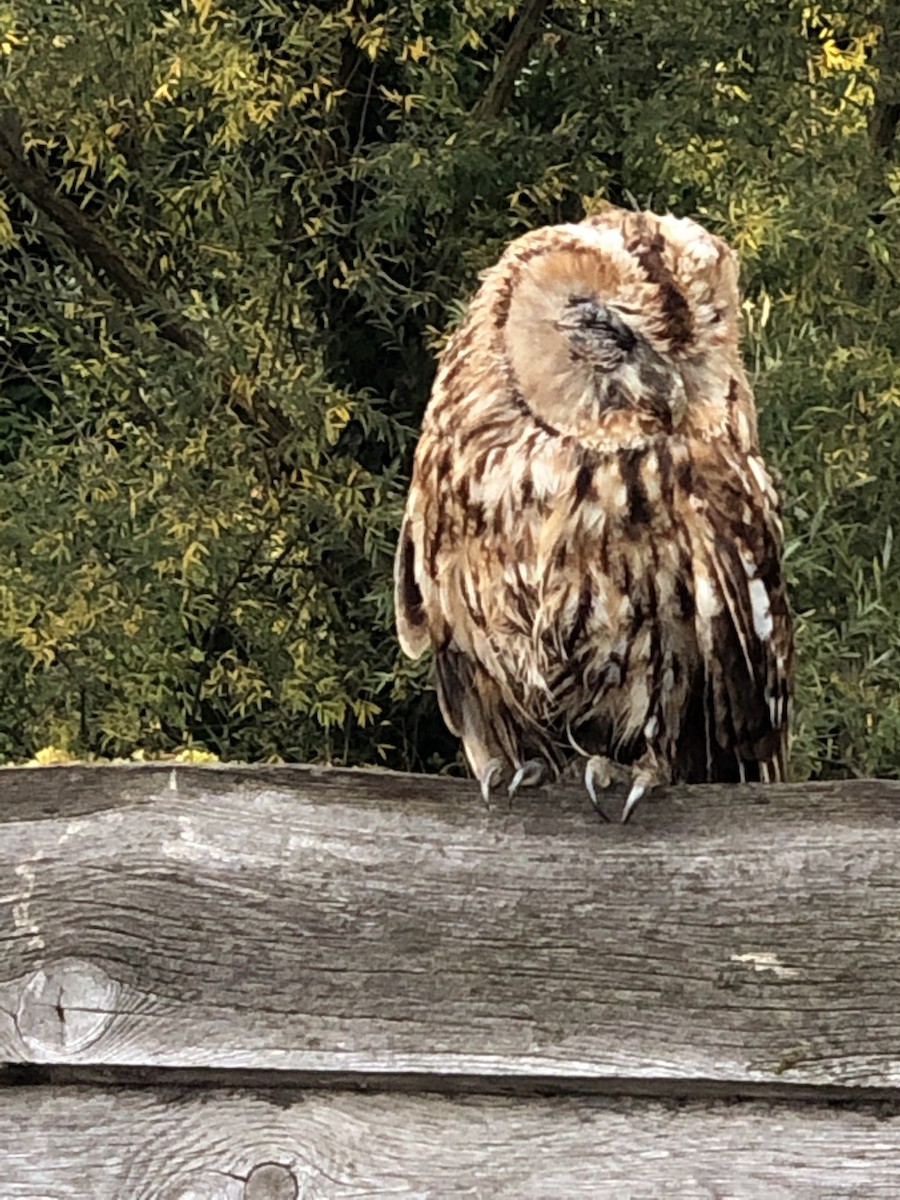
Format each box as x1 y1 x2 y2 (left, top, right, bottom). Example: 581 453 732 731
5 1085 900 1198
1 765 900 1090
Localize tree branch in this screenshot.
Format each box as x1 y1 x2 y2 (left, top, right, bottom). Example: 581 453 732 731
870 2 900 157
0 112 206 356
0 110 293 445
474 0 551 121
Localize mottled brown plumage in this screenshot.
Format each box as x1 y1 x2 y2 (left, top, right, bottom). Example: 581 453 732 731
395 207 793 819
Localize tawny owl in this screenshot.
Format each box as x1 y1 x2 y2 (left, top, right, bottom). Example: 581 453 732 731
394 207 792 821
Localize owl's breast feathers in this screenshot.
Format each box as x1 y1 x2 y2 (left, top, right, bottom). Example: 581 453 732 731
395 210 792 786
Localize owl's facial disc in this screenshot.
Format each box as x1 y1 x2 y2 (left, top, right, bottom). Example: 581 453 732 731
558 297 636 369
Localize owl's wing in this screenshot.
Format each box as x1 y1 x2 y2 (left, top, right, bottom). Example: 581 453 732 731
394 512 431 660
394 506 525 779
680 453 792 783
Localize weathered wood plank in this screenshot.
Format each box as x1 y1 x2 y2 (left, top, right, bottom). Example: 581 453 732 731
1 765 900 1089
5 1085 900 1198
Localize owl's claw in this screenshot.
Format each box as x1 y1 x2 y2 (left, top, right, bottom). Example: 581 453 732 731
584 755 629 820
479 758 503 807
621 781 646 824
508 758 548 800
619 754 669 823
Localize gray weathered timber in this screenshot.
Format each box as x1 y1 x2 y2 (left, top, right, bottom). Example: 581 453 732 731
5 1086 900 1199
1 765 900 1090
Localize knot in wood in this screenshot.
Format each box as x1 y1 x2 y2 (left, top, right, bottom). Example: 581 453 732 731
14 956 119 1058
244 1163 299 1200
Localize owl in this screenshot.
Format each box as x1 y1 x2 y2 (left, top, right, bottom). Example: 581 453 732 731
394 207 792 821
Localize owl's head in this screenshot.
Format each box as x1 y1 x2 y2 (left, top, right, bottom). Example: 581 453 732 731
580 206 741 356
483 207 745 447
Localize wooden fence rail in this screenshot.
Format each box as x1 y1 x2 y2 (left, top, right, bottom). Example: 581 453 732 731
2 764 900 1196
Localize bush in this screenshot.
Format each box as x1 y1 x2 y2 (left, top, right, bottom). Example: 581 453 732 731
0 0 898 777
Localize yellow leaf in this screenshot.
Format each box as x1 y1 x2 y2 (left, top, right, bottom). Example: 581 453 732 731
173 747 219 763
821 37 866 72
0 195 16 249
759 290 771 328
404 34 428 62
181 541 206 573
358 24 387 60
26 746 75 766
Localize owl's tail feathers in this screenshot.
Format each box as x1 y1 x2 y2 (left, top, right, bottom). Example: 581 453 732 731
674 659 787 785
434 643 521 780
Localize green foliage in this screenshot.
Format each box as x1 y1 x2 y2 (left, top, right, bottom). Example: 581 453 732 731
0 0 899 776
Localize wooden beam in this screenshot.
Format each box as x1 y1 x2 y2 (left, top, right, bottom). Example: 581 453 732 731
1 765 900 1092
5 1085 900 1197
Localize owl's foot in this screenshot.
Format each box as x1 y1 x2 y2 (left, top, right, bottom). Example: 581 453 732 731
479 757 504 807
583 755 630 821
620 753 671 824
508 757 549 800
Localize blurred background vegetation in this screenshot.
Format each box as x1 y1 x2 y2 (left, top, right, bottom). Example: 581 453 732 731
0 0 898 777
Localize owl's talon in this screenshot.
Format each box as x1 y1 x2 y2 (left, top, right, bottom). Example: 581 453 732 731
479 758 503 807
620 752 669 823
584 760 610 816
584 755 628 820
508 758 548 800
621 781 646 824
